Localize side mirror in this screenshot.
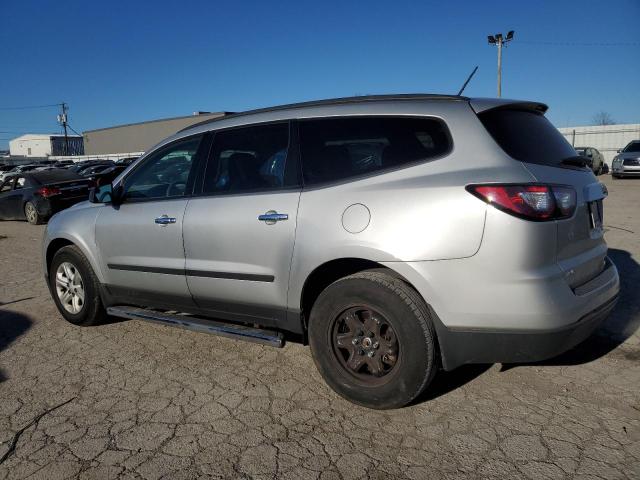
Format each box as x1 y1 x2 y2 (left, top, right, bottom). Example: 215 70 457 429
617 149 621 153
89 183 121 204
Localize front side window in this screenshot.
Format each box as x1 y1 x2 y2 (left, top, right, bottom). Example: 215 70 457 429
123 136 202 200
0 178 13 193
299 117 451 185
203 122 289 194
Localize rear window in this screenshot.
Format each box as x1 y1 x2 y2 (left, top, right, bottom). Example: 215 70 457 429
299 117 451 185
478 109 576 166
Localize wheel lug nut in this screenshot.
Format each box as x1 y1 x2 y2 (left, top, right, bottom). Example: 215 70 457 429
373 342 379 349
352 338 360 345
358 349 364 356
367 351 375 358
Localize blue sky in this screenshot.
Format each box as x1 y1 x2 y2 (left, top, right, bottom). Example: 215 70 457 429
1 0 639 149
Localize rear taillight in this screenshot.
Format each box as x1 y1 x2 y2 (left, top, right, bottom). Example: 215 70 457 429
466 184 576 221
36 186 61 198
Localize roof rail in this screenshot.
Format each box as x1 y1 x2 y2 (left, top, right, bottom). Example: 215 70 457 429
179 93 467 133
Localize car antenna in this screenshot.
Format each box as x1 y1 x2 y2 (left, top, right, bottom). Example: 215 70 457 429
457 66 478 96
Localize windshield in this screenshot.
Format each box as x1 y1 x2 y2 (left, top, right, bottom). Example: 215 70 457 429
478 109 577 166
623 142 640 153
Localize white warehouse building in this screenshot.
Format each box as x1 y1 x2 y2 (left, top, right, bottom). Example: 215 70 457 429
9 133 84 157
558 124 640 163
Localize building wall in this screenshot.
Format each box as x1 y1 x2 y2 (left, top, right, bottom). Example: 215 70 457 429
8 134 84 157
9 135 53 157
558 124 640 164
83 113 225 155
51 136 84 156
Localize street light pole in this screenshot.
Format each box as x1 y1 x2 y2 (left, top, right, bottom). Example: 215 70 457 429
496 36 502 97
488 31 514 98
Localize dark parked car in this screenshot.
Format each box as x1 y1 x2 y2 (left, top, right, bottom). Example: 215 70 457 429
55 160 76 168
78 163 118 177
85 165 128 188
575 147 605 175
68 160 114 175
0 164 42 182
115 156 139 166
0 170 90 224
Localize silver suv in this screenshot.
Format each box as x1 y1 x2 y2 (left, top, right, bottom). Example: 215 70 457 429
43 95 620 409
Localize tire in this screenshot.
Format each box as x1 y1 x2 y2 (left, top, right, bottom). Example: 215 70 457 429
308 270 438 409
49 245 106 326
24 201 43 225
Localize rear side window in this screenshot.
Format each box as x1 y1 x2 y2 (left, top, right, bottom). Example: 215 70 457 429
203 122 289 194
478 109 576 166
299 117 451 185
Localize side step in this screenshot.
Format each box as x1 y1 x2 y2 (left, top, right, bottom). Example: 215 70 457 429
107 306 284 348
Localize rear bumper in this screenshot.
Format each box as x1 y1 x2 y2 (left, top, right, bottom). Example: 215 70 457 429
384 254 620 371
434 293 618 370
35 195 87 219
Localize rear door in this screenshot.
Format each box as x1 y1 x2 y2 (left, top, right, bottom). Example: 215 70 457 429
183 122 301 329
95 134 206 309
478 107 608 288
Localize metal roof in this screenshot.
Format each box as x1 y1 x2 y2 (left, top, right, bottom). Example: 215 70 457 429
179 94 469 132
83 112 230 134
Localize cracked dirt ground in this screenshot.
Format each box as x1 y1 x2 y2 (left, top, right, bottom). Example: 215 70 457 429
0 175 639 479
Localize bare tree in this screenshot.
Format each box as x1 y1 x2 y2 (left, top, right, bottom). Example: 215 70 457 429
592 111 616 126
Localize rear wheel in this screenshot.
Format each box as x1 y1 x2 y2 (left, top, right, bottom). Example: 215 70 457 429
50 245 106 326
308 270 437 409
24 201 43 225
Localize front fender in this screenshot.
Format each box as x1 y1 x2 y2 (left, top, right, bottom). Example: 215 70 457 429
43 205 104 284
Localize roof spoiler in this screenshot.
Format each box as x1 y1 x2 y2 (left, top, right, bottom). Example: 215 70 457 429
469 98 548 114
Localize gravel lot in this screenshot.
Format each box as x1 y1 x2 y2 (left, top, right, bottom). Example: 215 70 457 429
0 175 639 480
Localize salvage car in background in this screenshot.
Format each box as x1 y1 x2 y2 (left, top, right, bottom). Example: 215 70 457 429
574 147 605 175
0 170 89 224
612 140 640 178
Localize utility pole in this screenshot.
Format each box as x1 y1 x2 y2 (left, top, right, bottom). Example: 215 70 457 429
57 102 69 155
488 31 514 97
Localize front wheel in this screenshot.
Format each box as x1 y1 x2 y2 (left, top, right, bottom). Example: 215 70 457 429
308 270 438 409
49 245 106 326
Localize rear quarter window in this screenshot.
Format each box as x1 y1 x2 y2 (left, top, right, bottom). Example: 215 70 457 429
478 109 576 166
299 116 451 186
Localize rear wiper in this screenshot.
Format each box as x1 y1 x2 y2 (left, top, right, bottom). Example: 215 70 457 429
560 156 589 167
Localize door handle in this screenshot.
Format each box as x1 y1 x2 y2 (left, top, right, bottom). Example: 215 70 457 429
155 215 177 226
258 210 288 225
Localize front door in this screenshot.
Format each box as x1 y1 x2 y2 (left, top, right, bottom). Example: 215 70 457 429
95 134 205 309
0 177 17 219
183 122 301 330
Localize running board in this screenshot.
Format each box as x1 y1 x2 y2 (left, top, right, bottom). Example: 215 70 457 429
107 306 284 348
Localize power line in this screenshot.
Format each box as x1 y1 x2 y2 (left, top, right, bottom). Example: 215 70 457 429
518 40 639 47
0 103 61 111
66 124 82 136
